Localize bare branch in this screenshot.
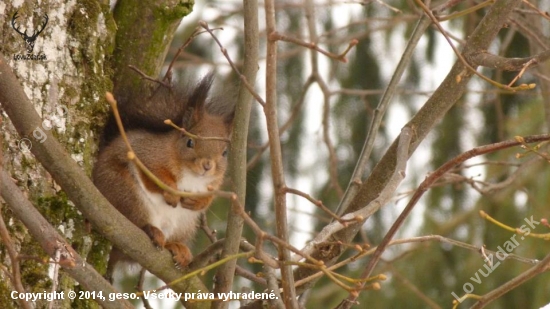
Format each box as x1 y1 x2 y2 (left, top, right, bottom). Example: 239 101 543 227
284 187 341 222
212 0 260 303
293 1 526 290
270 31 357 63
137 268 153 309
305 0 344 198
264 0 298 306
335 15 431 215
298 127 413 262
199 20 266 108
0 170 133 309
247 77 314 171
469 49 550 71
414 0 534 91
128 65 170 88
355 134 550 297
334 126 413 307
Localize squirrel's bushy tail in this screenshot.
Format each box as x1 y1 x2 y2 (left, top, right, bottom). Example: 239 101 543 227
99 74 214 149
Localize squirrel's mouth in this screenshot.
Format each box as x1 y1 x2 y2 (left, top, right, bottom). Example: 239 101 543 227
193 169 213 177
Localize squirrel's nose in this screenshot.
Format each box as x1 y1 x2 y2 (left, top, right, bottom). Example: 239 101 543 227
203 161 212 171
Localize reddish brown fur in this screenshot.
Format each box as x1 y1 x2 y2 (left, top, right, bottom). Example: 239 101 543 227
93 77 233 281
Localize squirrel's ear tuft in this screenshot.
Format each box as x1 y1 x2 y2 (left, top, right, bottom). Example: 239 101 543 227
182 73 215 127
188 73 214 111
181 108 194 128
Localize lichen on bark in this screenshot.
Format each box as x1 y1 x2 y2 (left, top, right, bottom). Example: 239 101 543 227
1 0 201 307
0 0 116 307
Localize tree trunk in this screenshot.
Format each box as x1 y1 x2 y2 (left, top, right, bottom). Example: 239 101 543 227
0 1 194 308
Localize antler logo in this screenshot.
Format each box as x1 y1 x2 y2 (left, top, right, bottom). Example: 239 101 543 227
11 10 49 54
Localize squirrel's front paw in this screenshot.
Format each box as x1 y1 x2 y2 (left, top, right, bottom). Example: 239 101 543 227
142 224 166 249
163 192 179 207
181 196 212 211
164 242 192 268
180 197 199 210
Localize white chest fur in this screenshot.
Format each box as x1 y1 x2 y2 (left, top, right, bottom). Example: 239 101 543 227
176 168 216 192
142 191 200 240
133 167 214 241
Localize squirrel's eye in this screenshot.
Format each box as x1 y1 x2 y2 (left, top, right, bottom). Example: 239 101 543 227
186 138 195 148
222 149 228 157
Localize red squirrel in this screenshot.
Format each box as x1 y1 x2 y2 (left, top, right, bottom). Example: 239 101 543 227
92 75 234 280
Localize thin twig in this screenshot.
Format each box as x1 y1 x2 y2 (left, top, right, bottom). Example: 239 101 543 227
476 157 540 194
480 211 550 240
355 134 550 299
105 92 235 201
270 31 357 63
165 119 231 142
0 205 32 309
128 65 170 88
189 239 256 271
390 266 442 309
413 0 535 91
294 234 538 289
436 0 494 21
284 187 342 222
264 266 285 309
198 20 266 108
212 1 260 306
162 26 218 82
521 0 550 21
305 0 344 198
247 76 314 171
432 0 469 14
235 265 267 286
137 268 153 309
469 251 550 308
230 197 365 293
199 213 218 243
146 251 253 293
